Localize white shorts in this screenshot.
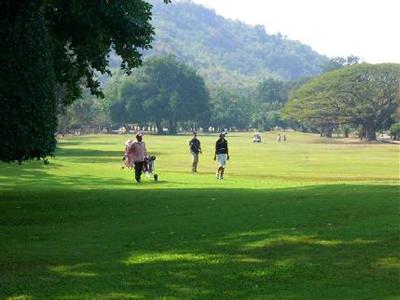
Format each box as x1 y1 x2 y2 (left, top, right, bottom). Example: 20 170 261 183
192 152 199 163
216 154 228 167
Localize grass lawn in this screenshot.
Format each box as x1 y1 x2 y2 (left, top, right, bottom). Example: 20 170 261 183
0 132 399 299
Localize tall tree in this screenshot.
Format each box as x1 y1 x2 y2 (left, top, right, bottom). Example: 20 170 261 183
106 56 210 134
0 0 169 162
283 63 400 140
338 64 400 140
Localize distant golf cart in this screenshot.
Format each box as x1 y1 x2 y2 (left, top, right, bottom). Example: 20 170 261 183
253 132 262 143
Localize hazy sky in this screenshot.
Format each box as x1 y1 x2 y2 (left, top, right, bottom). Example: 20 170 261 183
190 0 400 63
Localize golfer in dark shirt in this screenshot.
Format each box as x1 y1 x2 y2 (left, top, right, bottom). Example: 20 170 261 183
214 132 229 179
189 132 202 172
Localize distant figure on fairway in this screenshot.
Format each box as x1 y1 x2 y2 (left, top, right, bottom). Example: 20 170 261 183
253 132 262 143
214 132 229 179
189 132 202 173
130 133 148 183
277 134 282 142
283 134 287 142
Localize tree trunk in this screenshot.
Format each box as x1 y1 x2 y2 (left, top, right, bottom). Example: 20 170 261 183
169 120 177 135
364 124 377 141
123 124 129 134
344 127 349 138
155 120 163 135
325 129 333 138
321 125 333 138
358 126 365 140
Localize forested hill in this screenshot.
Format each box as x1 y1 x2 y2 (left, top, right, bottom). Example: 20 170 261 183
146 0 329 87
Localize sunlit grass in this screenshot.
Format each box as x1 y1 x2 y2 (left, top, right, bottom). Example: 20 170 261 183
0 132 399 299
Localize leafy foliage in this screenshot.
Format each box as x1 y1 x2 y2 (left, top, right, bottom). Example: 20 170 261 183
1 0 169 162
321 55 360 72
209 88 251 130
0 7 57 163
106 56 210 134
105 68 300 132
389 123 400 140
249 79 292 130
283 64 400 140
58 91 110 133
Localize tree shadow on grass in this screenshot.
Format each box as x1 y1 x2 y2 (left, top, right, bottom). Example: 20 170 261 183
0 167 169 192
0 148 169 190
53 147 164 164
0 185 399 299
56 148 123 157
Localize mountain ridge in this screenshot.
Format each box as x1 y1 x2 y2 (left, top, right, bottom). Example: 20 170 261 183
108 1 329 88
147 0 329 88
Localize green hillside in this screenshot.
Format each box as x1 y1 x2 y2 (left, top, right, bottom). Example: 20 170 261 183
147 0 329 87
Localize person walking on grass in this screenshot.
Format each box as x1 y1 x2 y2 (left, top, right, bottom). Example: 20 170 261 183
130 133 147 183
214 132 229 179
189 132 202 173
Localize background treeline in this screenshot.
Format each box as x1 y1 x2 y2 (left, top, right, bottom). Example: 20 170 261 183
59 56 296 134
59 57 400 141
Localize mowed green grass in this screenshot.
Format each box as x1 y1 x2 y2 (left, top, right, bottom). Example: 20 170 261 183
0 132 399 299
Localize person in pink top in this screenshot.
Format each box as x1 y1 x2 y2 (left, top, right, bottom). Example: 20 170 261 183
129 133 148 183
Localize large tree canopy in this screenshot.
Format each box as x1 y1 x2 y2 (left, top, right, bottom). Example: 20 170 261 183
106 56 210 134
0 8 57 163
0 0 169 162
283 63 400 140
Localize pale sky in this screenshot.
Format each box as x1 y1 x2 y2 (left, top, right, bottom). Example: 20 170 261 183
190 0 400 63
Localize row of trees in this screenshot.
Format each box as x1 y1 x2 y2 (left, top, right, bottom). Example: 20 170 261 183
209 79 292 131
58 56 399 142
57 56 294 134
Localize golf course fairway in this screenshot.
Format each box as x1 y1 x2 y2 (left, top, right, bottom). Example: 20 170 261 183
1 132 399 299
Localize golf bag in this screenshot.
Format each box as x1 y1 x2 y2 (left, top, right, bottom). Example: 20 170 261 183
144 155 158 181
